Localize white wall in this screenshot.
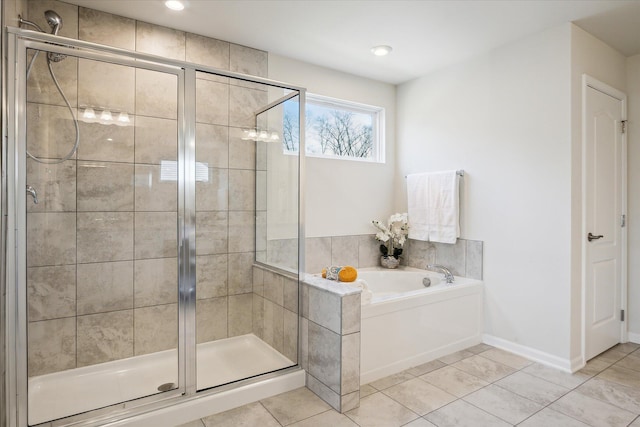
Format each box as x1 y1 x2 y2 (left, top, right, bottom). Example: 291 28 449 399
627 54 640 340
569 25 628 360
396 25 574 361
268 54 396 238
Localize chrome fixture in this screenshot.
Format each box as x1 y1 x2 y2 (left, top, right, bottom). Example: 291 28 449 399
26 185 38 204
19 10 78 164
427 264 454 283
422 277 431 287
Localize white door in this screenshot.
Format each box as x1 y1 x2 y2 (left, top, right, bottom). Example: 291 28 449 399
584 81 626 361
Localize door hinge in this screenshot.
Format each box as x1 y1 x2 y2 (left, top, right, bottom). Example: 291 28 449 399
622 214 626 228
621 309 625 322
622 120 627 134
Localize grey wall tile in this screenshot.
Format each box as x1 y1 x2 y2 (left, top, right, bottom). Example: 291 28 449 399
196 168 228 211
135 164 178 211
252 294 265 339
136 21 185 60
283 276 298 313
228 293 253 337
28 317 76 376
229 44 267 90
77 161 134 211
308 287 341 334
135 116 177 164
341 391 360 413
342 294 360 335
77 310 133 367
305 237 331 274
306 373 340 411
229 86 267 128
26 103 79 160
186 33 229 72
79 7 135 49
229 127 256 170
253 265 264 296
78 59 134 113
27 212 76 266
27 55 78 108
256 171 267 211
134 212 177 259
77 212 132 263
196 79 229 126
263 299 284 352
358 235 381 268
229 169 255 211
28 0 78 39
195 122 229 168
331 236 359 267
197 254 228 299
300 282 310 318
26 159 76 213
228 252 254 295
196 297 227 343
136 69 178 120
308 321 341 393
434 240 466 277
77 261 134 315
228 211 255 253
78 120 134 163
466 240 483 280
266 239 299 271
341 332 360 394
405 239 436 269
196 211 228 255
134 258 178 307
263 270 284 306
283 309 298 363
300 316 309 371
134 303 178 355
27 265 76 321
256 212 267 254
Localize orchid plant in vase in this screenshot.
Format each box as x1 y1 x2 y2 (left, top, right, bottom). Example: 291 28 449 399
372 213 409 267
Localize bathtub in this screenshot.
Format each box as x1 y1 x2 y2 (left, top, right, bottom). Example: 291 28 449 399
358 267 483 384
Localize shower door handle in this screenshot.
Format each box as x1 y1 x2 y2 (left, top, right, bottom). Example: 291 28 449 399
588 232 603 242
26 185 38 204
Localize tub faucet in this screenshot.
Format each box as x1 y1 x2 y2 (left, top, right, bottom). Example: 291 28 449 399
427 264 454 283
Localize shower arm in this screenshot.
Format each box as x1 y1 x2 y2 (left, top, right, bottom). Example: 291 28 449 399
18 15 45 33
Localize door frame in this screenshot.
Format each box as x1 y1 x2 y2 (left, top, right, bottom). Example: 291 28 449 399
581 74 628 364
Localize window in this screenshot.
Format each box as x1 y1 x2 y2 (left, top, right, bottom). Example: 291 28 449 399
283 94 384 162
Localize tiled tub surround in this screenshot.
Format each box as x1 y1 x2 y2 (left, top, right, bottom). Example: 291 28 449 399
299 275 362 413
25 0 270 377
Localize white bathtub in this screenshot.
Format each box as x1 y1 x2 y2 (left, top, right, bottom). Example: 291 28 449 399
358 267 483 384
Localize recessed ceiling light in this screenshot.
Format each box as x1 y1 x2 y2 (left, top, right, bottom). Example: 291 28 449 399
165 0 185 11
371 45 392 56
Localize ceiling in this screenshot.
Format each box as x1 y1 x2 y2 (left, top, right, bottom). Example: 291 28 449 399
64 0 640 85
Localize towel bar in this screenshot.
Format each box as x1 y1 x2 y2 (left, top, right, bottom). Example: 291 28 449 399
405 170 464 178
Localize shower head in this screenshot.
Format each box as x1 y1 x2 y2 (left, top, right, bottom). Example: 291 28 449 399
44 10 63 35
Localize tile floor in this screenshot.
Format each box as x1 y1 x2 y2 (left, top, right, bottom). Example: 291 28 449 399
179 342 640 427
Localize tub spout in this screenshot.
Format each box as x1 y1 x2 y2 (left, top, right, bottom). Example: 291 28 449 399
427 264 454 283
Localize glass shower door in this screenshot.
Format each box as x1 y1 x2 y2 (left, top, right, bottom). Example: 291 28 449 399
23 45 182 424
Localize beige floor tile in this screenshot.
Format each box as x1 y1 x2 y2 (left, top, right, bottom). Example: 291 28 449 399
594 347 629 364
201 402 280 427
420 366 488 398
616 352 640 372
479 348 532 369
495 371 570 405
369 371 415 390
518 407 590 427
630 416 640 426
616 342 640 354
463 384 543 424
452 355 516 383
425 400 511 427
576 376 640 413
360 383 377 398
406 359 447 376
345 392 419 427
382 378 456 415
260 387 331 425
466 343 495 354
522 363 590 389
438 350 474 364
288 409 358 427
403 418 438 426
176 420 205 427
578 358 612 377
598 365 640 388
550 390 637 427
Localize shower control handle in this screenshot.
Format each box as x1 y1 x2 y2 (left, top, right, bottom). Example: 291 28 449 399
26 185 38 204
588 232 603 242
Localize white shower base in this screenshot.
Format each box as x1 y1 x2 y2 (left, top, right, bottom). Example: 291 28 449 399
28 334 294 425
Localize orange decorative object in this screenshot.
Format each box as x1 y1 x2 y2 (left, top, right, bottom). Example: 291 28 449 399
338 266 358 282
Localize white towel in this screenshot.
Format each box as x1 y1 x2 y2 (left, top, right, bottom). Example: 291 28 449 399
407 171 460 244
350 280 373 305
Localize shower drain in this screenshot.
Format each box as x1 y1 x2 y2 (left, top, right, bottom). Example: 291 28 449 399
157 382 176 392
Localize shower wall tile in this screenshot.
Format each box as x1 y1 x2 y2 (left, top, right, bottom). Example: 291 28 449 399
331 236 359 267
78 59 135 113
134 303 178 355
256 141 267 171
283 309 298 362
228 293 253 337
229 127 256 170
263 299 284 353
26 103 79 160
228 252 254 295
229 86 268 128
77 161 134 211
28 0 78 39
134 258 178 307
263 270 284 306
196 79 230 126
253 295 265 339
229 44 268 90
266 239 299 271
196 254 228 299
78 7 135 49
26 159 76 213
77 212 133 263
195 168 228 211
195 122 229 168
196 297 227 343
256 171 267 211
229 169 255 211
135 116 177 164
134 212 177 259
306 374 340 412
27 212 76 267
341 332 360 394
283 276 298 313
253 266 264 296
434 238 466 277
359 235 381 268
308 287 341 335
136 21 186 61
466 240 484 280
305 237 331 274
308 321 341 393
256 212 267 254
78 120 134 163
77 310 134 367
135 164 178 212
342 294 360 335
27 265 76 321
300 317 309 371
228 211 255 253
135 69 178 120
27 55 79 108
77 261 134 315
405 239 436 269
186 33 229 76
195 211 228 255
28 317 76 376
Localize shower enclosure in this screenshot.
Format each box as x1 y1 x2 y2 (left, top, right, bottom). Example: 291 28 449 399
4 26 305 427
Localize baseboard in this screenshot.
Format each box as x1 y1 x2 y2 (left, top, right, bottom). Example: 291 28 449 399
628 332 640 344
482 334 576 373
